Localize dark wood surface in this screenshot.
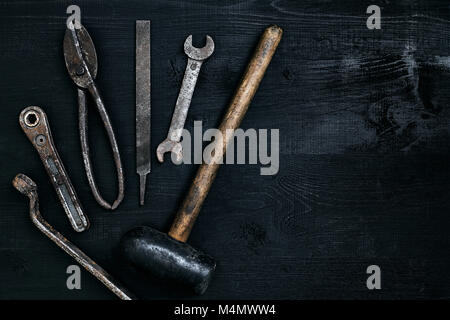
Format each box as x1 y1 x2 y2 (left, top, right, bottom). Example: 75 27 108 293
1 0 450 299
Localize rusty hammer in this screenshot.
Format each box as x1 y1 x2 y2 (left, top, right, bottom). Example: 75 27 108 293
120 25 283 295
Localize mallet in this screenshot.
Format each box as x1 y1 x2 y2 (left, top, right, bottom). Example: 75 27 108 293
120 25 283 295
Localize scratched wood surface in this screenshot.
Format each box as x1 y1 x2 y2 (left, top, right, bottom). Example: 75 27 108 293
1 0 450 299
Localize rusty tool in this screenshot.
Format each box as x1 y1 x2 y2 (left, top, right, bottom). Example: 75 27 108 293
63 22 124 210
156 34 214 163
12 173 135 300
120 25 283 294
136 20 151 206
19 106 89 232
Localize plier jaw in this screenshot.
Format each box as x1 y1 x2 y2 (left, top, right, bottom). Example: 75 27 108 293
63 23 97 89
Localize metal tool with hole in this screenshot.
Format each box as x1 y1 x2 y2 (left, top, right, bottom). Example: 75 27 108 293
156 34 214 163
19 106 89 232
12 173 135 300
63 22 124 210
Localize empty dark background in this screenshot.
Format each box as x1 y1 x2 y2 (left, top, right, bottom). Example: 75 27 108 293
1 0 450 299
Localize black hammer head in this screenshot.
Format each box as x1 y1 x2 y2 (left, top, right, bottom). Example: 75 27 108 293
120 226 216 295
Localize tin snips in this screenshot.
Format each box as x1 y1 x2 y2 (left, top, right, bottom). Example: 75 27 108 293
63 22 124 210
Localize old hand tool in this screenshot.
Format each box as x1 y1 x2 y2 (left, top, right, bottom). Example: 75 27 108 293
19 106 89 232
63 22 124 210
12 174 135 300
156 34 214 163
121 26 283 294
136 20 151 206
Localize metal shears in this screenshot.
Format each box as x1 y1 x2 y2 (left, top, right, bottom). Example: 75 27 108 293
63 22 124 210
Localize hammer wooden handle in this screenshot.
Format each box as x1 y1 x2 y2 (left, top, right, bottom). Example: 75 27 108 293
168 25 283 242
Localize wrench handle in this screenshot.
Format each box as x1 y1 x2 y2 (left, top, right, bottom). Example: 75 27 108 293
19 106 90 232
168 59 203 142
12 173 135 300
169 25 283 242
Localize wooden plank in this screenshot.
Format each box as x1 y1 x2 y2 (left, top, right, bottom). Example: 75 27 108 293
1 0 450 299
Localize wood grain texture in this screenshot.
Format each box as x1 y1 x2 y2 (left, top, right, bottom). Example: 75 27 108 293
0 0 450 299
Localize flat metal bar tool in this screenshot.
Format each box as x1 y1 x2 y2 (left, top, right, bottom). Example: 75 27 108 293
156 35 214 163
63 22 125 210
136 20 151 206
12 173 135 300
19 106 89 232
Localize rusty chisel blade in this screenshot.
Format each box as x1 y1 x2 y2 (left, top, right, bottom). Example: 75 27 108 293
136 20 151 206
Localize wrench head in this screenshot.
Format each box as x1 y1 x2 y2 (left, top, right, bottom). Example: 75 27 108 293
156 139 183 163
184 35 215 61
13 174 37 198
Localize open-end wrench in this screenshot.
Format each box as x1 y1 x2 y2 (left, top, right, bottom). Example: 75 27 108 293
19 106 89 232
12 173 135 300
156 35 214 163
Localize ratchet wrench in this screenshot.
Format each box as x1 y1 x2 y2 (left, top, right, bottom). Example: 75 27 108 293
19 106 89 232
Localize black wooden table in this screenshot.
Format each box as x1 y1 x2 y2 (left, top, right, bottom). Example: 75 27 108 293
1 0 450 299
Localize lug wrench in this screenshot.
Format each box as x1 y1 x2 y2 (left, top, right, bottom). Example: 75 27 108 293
12 173 135 300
